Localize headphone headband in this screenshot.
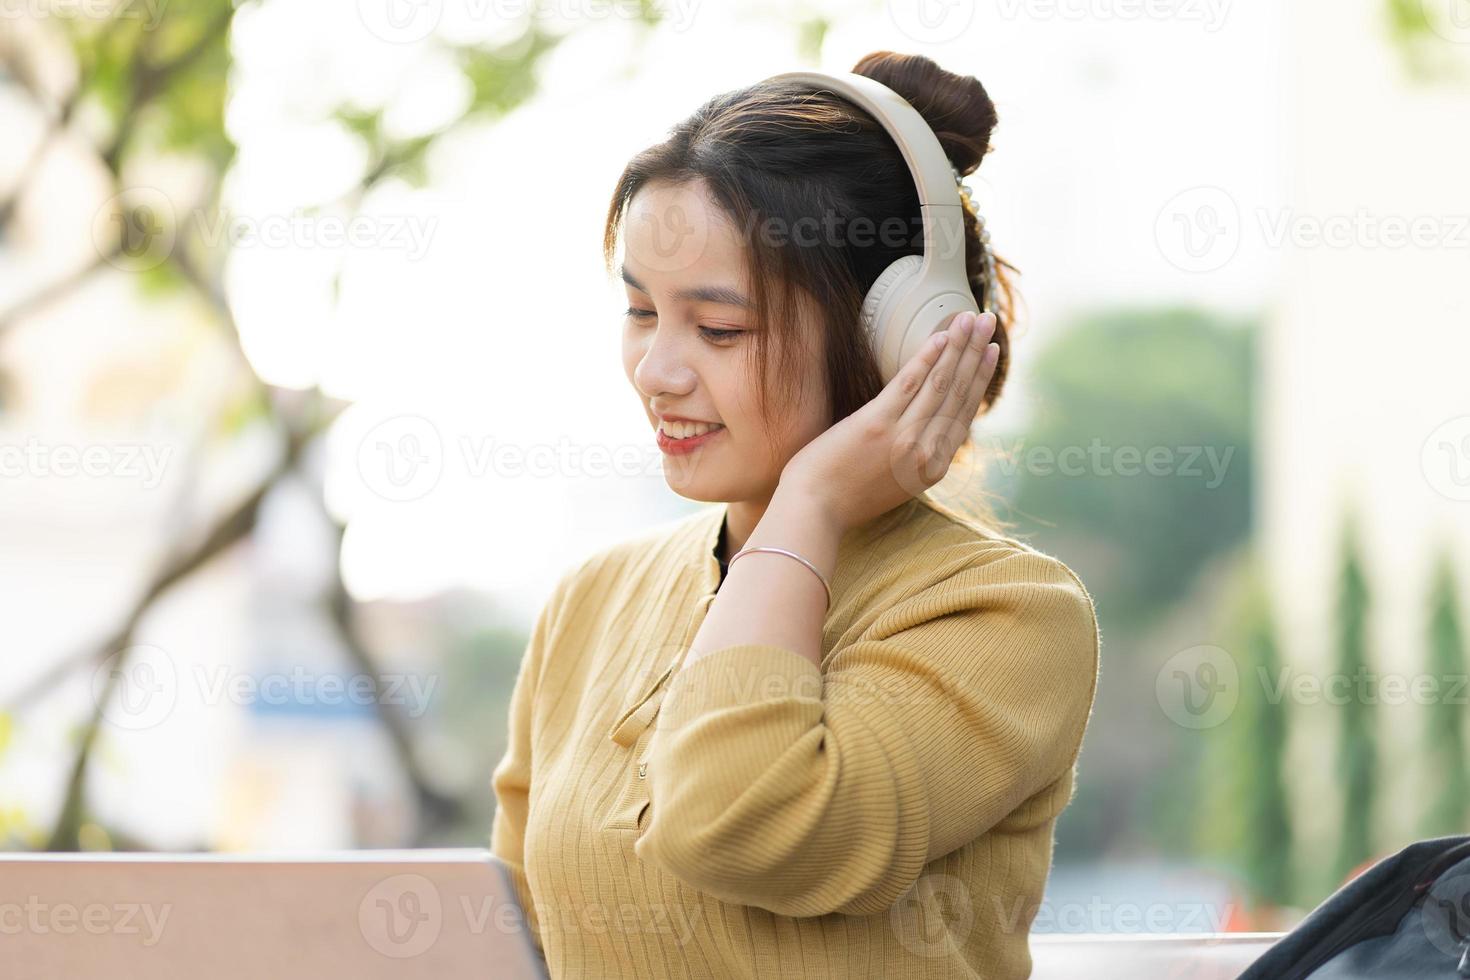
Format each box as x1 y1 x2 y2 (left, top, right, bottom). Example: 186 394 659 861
762 69 980 384
765 70 969 271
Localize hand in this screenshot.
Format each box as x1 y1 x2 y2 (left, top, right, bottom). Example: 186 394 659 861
779 310 999 535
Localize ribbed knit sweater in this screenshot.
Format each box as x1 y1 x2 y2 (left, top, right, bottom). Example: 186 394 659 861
490 493 1101 978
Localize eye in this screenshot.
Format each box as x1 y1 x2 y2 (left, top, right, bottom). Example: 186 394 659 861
624 307 743 343
698 327 742 342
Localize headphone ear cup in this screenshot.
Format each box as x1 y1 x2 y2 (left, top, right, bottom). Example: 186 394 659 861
859 255 923 375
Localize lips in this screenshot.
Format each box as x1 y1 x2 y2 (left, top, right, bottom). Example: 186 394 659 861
656 423 725 455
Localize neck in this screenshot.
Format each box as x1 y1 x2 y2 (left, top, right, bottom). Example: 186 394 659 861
722 497 768 563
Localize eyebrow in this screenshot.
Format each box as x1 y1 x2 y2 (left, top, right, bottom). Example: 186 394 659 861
620 265 752 310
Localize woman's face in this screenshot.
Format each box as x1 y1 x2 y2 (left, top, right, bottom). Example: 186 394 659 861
620 178 831 502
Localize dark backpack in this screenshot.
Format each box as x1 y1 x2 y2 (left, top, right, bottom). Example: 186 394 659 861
1237 834 1470 979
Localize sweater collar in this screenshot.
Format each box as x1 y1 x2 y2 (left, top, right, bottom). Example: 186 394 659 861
690 501 729 596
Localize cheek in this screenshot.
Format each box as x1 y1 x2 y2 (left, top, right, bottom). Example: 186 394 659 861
777 400 822 446
719 367 761 431
771 370 830 448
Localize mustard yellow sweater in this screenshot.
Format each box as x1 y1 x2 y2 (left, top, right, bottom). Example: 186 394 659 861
490 493 1100 978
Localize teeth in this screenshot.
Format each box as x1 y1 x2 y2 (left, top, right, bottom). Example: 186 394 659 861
662 420 723 439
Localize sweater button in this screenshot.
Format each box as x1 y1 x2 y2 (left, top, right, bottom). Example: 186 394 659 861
637 762 647 779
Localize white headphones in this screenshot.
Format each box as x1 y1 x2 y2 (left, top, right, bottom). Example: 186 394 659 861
765 70 981 385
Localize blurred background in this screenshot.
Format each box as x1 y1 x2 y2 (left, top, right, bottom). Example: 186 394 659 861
2 0 1467 937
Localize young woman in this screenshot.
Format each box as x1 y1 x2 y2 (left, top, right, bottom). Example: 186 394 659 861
491 51 1100 979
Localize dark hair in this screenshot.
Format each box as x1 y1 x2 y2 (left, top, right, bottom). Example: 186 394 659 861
603 50 1019 534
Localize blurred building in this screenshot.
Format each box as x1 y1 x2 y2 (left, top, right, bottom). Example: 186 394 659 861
1264 0 1470 864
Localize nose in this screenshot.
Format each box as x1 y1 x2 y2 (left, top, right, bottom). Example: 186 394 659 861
632 322 697 401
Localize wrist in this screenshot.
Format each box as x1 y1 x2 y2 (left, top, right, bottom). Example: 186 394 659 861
768 480 848 541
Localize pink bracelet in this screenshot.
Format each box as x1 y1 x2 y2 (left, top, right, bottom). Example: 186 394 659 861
726 545 833 612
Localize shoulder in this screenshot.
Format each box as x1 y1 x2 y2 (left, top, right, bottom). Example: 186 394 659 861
903 494 1102 729
908 495 1095 594
897 494 1101 657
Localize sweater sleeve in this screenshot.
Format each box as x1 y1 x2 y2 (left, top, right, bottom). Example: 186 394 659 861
634 548 1100 918
490 561 587 957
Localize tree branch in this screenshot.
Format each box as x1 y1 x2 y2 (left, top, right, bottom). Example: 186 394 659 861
321 517 467 841
39 411 334 850
0 249 117 340
0 10 154 231
100 5 236 174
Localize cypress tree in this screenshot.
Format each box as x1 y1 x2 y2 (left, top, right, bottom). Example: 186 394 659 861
1418 548 1469 838
1195 550 1294 911
1332 511 1377 883
1241 557 1293 905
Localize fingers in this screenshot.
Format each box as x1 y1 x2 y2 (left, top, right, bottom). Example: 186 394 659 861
895 311 998 481
927 311 997 445
976 314 1001 405
878 318 958 420
937 311 992 415
887 312 970 426
894 311 987 428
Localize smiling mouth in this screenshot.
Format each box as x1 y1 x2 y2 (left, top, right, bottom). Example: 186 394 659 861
657 423 725 439
655 423 726 453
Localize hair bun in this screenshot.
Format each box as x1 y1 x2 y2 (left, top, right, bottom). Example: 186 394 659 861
851 50 997 178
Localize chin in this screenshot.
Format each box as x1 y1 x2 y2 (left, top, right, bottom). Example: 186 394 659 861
665 482 725 503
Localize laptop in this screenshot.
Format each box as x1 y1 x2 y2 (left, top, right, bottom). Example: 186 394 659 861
0 848 549 980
